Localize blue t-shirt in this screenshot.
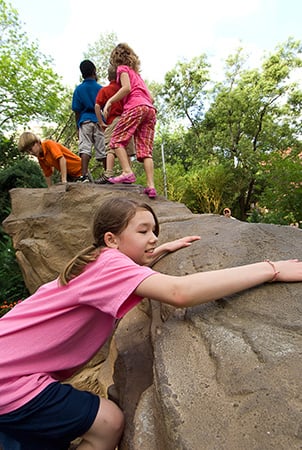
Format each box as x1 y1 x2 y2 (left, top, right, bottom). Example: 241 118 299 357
72 78 102 126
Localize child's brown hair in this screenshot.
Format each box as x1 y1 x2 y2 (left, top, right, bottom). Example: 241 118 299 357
59 198 159 285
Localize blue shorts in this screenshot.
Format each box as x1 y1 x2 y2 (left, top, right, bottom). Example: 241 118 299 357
0 382 100 450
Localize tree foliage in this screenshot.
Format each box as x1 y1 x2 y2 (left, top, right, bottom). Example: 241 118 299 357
256 150 302 225
83 32 118 84
0 0 66 130
42 90 79 152
1 0 301 228
182 162 236 214
159 55 210 129
0 157 46 226
44 32 119 169
196 39 302 219
0 234 29 308
0 133 45 234
0 132 21 169
0 135 45 307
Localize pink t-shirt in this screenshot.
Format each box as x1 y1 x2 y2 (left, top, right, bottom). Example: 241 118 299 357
0 249 156 414
116 65 154 112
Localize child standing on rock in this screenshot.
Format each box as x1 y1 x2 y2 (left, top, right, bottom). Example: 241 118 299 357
103 43 157 198
0 197 302 450
72 60 106 182
94 65 135 184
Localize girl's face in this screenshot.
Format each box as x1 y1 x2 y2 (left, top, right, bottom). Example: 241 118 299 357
115 209 158 265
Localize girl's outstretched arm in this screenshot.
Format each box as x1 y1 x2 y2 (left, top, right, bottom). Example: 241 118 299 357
136 259 302 307
149 236 201 267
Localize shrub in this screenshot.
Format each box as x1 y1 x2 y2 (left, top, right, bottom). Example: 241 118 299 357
0 234 29 313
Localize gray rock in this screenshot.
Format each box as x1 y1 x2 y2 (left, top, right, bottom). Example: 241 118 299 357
3 184 302 450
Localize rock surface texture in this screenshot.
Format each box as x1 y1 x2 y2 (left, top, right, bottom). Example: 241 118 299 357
3 183 302 450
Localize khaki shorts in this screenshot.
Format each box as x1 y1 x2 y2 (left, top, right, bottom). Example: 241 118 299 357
105 117 135 157
79 121 106 161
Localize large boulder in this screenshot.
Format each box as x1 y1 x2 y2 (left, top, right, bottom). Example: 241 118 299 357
3 183 193 294
3 184 302 450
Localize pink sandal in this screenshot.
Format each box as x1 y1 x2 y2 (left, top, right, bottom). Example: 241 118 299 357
108 173 136 184
143 187 157 198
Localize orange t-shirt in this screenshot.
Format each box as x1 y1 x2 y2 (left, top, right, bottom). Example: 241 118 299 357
38 140 82 178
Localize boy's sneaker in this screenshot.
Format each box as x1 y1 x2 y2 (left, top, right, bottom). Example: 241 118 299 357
95 174 110 184
143 187 157 198
77 175 90 183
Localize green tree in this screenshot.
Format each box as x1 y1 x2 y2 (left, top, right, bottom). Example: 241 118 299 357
159 55 210 128
164 163 188 203
0 234 29 311
0 132 20 169
153 125 191 168
0 158 46 227
42 89 79 151
200 39 302 219
182 162 235 214
83 32 118 83
0 0 66 130
256 149 302 225
38 32 118 170
0 136 46 309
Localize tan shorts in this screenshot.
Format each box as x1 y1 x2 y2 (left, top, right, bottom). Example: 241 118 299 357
79 121 106 161
105 117 135 157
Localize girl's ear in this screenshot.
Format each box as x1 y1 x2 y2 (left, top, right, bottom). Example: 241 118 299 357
104 232 118 248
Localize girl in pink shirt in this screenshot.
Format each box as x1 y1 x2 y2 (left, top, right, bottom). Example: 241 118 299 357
103 43 157 198
0 197 302 450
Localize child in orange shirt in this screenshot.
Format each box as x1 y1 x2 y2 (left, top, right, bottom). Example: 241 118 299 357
18 132 82 187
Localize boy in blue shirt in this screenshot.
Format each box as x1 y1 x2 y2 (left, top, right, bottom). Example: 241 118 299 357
72 60 106 182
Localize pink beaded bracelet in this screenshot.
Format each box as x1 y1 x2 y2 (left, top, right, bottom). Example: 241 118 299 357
265 259 280 282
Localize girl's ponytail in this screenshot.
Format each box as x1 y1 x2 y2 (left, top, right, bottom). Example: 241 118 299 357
59 245 100 285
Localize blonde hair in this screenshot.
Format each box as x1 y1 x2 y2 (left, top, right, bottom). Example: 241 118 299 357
18 132 39 153
107 65 117 81
59 198 159 285
110 43 141 73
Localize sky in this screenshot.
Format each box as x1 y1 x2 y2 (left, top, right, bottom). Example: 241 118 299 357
10 0 302 88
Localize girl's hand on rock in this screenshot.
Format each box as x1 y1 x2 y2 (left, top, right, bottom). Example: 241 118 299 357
273 259 302 282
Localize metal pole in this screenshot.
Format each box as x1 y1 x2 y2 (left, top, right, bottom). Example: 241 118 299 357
161 139 168 198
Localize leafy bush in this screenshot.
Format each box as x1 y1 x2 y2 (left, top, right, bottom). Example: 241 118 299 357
0 157 46 227
252 150 302 226
0 156 45 313
0 234 28 316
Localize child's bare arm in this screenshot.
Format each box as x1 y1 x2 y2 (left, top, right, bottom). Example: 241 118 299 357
95 104 107 128
137 259 302 307
149 236 200 266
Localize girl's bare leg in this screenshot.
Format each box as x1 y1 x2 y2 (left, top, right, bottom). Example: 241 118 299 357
115 147 133 175
143 157 155 188
78 398 124 450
